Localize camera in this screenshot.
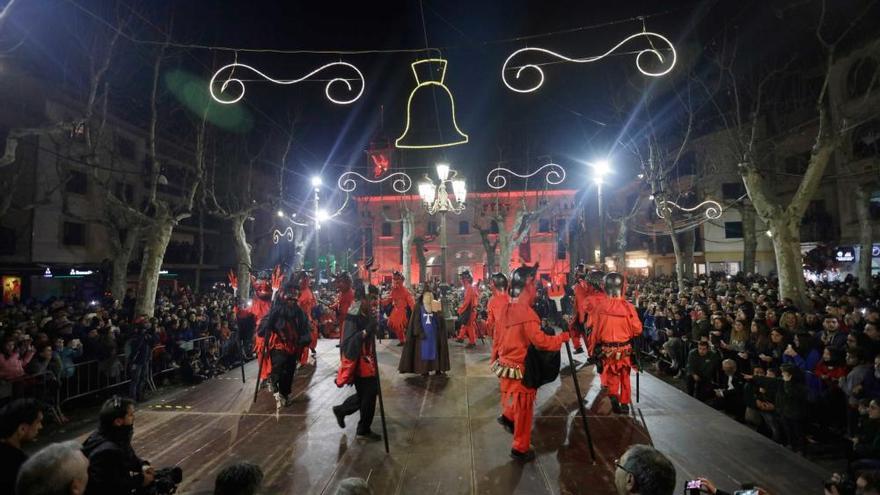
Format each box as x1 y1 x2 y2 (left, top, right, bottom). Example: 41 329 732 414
153 466 183 494
685 479 702 494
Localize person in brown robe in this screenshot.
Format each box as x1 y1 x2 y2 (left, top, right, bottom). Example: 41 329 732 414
398 290 451 376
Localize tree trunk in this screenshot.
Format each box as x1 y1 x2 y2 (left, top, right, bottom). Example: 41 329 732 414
856 184 874 292
771 218 809 308
665 216 685 292
135 217 174 317
401 210 413 283
681 229 695 279
615 219 628 273
110 226 140 301
293 225 305 269
477 228 498 278
741 204 757 275
195 208 205 293
231 213 252 302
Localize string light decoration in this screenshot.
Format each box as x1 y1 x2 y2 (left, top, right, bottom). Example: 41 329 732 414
271 194 351 245
501 31 677 94
209 62 365 105
486 162 567 190
655 199 723 220
337 171 413 194
395 59 469 149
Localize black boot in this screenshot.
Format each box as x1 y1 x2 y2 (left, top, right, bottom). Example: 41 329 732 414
496 415 514 434
610 396 622 414
332 406 345 428
510 449 536 462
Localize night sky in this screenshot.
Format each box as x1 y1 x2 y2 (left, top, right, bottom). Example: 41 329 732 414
6 0 874 208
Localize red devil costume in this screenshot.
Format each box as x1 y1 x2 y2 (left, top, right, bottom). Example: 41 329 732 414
230 266 283 381
256 280 311 408
586 272 642 413
297 272 319 366
381 271 414 345
332 285 382 441
487 272 510 345
455 270 479 347
333 273 355 341
491 265 570 462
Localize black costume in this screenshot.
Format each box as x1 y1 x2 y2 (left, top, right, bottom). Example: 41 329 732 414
257 287 310 406
82 424 146 495
398 297 450 375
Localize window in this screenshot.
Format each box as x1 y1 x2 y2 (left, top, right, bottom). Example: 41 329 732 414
115 135 136 160
556 238 567 260
426 221 438 236
0 226 15 255
458 221 469 235
66 170 87 195
721 182 746 201
62 221 86 246
724 221 743 239
490 220 499 234
556 218 567 233
538 218 551 233
381 222 392 237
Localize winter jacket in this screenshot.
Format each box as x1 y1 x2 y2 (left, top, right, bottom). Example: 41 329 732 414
0 350 35 380
686 350 721 383
783 349 822 400
82 426 146 494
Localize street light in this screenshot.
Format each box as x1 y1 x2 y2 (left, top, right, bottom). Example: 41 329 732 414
313 177 322 275
591 159 611 267
418 163 467 283
311 176 323 188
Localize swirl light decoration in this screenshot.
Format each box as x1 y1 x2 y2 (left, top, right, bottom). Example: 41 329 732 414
209 62 365 105
337 171 413 194
501 31 677 94
486 163 567 190
655 199 723 220
272 227 294 244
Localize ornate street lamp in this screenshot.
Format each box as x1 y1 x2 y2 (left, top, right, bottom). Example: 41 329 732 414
418 163 467 282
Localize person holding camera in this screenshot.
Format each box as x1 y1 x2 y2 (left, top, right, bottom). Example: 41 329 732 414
82 396 182 495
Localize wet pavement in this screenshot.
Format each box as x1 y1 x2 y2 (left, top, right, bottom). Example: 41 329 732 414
58 339 829 494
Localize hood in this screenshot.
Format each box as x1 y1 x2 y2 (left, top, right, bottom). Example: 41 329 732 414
600 299 633 318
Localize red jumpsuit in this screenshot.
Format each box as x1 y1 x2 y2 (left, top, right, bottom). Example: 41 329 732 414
587 298 642 405
456 284 479 344
335 288 355 341
298 286 318 366
493 298 570 453
240 281 275 381
486 291 509 341
382 284 414 343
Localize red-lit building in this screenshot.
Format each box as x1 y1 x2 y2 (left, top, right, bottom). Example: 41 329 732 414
354 189 579 284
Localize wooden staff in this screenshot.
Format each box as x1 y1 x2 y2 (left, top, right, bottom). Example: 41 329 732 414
564 340 596 463
371 321 390 454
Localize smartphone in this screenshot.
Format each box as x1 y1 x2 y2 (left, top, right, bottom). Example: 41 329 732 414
734 491 758 495
685 479 702 495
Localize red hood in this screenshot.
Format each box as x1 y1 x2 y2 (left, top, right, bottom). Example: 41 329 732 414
600 298 632 317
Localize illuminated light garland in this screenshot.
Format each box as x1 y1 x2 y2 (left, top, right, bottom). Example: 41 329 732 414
337 171 413 194
501 31 677 93
395 59 469 149
272 227 294 244
209 62 365 105
272 194 351 244
486 163 567 190
655 199 723 220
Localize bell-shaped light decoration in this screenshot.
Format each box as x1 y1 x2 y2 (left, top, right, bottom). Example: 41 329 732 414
436 163 450 181
395 59 469 149
418 181 436 205
452 179 466 204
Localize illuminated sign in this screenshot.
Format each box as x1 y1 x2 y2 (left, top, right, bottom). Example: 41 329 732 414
69 269 93 276
836 248 855 262
626 258 650 269
873 245 880 257
43 268 53 278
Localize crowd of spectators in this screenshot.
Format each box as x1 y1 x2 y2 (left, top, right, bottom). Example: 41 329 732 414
632 272 880 476
0 285 247 422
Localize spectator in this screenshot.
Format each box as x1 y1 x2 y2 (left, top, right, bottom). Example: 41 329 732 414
711 359 746 420
686 341 721 402
214 461 263 495
82 397 156 494
15 440 89 495
0 335 35 381
613 444 676 495
0 399 44 494
53 337 82 380
864 323 880 360
819 315 847 352
851 400 880 474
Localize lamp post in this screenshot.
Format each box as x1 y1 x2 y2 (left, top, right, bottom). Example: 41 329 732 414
417 163 467 283
592 159 611 267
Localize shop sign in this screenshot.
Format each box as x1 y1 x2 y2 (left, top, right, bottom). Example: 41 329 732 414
43 268 53 278
69 269 93 276
836 247 855 262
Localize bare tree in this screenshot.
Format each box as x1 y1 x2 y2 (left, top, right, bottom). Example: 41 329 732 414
380 203 415 282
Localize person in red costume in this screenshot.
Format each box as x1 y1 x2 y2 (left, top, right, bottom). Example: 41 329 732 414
486 273 509 342
587 272 642 414
333 272 355 344
491 264 570 462
455 270 480 348
229 266 283 382
296 271 318 367
256 279 310 409
381 271 415 346
332 283 382 441
569 265 589 354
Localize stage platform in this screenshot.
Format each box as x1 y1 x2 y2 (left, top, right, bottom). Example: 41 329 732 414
59 339 829 494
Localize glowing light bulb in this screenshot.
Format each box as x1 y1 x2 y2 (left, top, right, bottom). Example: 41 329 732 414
311 176 322 187
277 210 284 218
317 209 329 222
436 163 450 181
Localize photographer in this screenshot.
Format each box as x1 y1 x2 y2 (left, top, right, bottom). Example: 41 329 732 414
82 396 182 494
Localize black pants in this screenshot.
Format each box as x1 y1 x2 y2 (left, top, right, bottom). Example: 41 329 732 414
269 349 297 397
686 376 713 402
781 416 805 453
336 376 378 434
